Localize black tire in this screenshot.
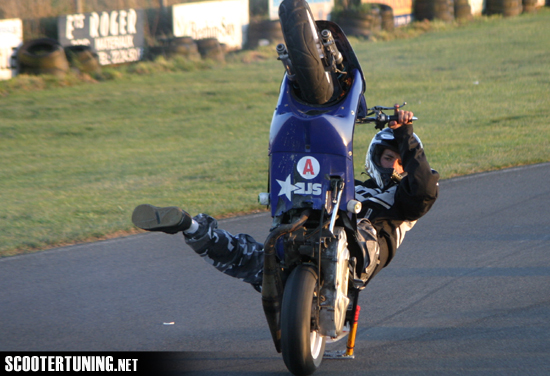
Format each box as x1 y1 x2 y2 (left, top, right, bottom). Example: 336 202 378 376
169 37 201 61
281 265 326 376
247 19 284 49
381 8 395 32
332 15 373 38
146 45 169 60
18 38 69 77
196 38 225 63
434 0 455 21
279 0 334 105
486 0 523 15
64 45 100 74
454 0 473 19
522 0 537 13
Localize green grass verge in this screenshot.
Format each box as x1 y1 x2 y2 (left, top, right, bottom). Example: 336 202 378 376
1 10 549 257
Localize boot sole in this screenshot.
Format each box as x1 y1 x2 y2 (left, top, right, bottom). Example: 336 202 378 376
132 204 183 231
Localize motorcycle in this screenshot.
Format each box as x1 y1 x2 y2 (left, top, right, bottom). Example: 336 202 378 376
258 0 414 374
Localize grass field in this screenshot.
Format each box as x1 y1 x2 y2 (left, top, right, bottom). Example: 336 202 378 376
1 10 549 257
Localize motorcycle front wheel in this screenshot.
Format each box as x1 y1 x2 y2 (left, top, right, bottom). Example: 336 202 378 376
281 265 326 375
279 0 335 105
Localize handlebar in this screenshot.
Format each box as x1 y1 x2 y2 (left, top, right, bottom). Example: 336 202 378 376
356 102 417 130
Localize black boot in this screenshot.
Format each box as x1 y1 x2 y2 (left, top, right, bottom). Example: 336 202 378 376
355 218 380 283
132 204 193 234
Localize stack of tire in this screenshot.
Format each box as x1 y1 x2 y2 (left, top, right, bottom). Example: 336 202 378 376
168 37 201 61
414 0 434 20
146 42 168 60
522 0 538 13
485 0 523 16
247 19 284 49
64 45 101 74
415 0 455 21
381 6 395 32
331 8 382 38
371 8 383 33
147 37 201 61
454 0 473 20
196 38 225 63
17 38 70 77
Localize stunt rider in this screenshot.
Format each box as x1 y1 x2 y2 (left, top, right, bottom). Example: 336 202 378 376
131 107 439 291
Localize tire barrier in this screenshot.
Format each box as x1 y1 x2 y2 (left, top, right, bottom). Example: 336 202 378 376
414 0 435 20
64 45 101 74
486 0 523 16
415 0 455 21
247 19 284 49
454 0 473 20
146 37 201 61
381 7 395 32
17 38 70 77
145 46 168 60
168 37 201 61
522 0 538 13
196 38 225 63
331 8 382 38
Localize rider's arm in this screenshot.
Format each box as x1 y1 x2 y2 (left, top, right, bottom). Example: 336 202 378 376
392 122 439 220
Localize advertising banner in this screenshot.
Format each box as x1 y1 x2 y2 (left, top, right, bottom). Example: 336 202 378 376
0 19 23 81
58 9 145 65
173 0 249 50
269 0 335 21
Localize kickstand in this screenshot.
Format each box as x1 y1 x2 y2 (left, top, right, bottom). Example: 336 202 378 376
323 350 355 359
324 289 361 360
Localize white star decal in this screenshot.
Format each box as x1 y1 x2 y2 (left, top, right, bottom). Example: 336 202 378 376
276 174 297 201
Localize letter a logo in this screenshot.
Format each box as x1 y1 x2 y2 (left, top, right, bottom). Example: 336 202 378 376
297 156 320 180
303 159 315 176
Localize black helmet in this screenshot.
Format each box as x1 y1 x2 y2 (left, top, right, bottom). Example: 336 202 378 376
365 128 422 189
365 128 398 189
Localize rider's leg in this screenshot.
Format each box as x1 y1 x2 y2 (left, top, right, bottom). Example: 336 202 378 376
355 218 388 282
184 213 264 290
132 205 264 290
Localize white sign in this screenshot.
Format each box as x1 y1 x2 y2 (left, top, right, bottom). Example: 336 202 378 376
173 0 249 49
269 0 334 21
0 19 23 81
469 0 484 15
58 9 145 66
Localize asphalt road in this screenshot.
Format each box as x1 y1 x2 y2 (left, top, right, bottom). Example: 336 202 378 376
1 163 550 375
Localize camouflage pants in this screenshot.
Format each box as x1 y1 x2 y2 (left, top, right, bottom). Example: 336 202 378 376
184 214 381 291
184 214 264 291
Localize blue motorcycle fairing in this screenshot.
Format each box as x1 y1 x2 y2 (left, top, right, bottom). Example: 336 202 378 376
269 69 364 155
268 69 365 218
270 152 353 217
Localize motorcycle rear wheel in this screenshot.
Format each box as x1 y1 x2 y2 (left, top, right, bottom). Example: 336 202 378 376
279 0 334 105
281 265 326 375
